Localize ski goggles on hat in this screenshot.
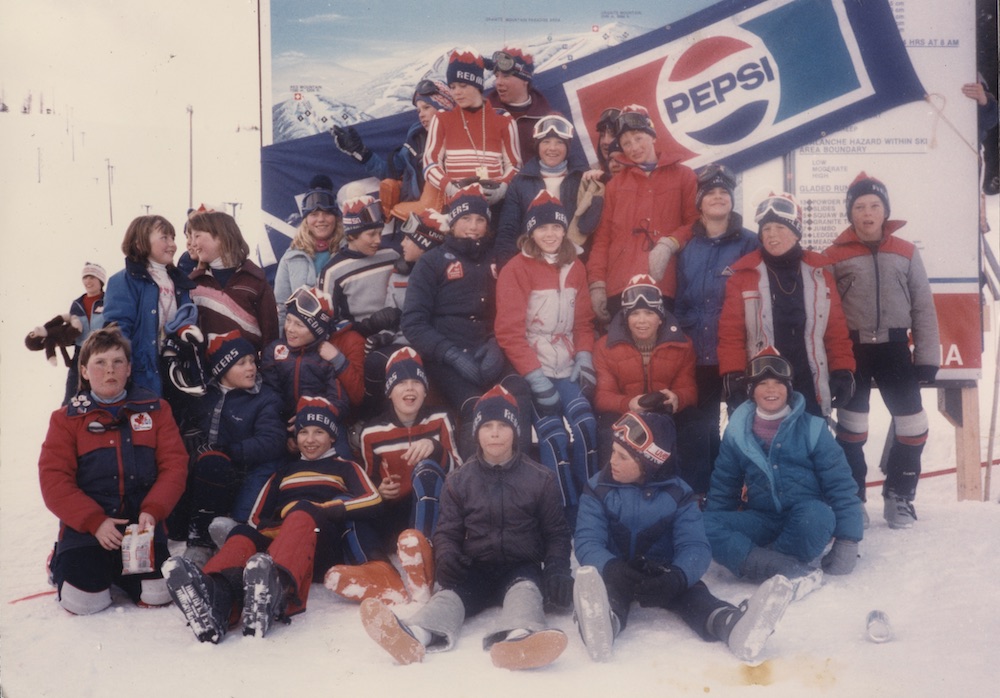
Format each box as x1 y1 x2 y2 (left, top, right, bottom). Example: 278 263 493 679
697 163 735 188
285 286 326 318
615 110 654 136
612 412 670 466
414 79 440 97
620 280 663 315
754 195 799 226
597 108 621 133
344 199 384 231
533 115 574 141
300 189 338 217
491 51 519 73
747 353 794 383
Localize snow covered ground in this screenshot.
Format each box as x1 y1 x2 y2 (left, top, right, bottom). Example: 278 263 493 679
2 3 999 692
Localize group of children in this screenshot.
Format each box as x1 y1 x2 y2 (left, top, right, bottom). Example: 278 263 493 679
35 44 940 671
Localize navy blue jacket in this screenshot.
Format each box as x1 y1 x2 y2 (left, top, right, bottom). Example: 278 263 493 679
401 236 497 363
192 376 286 469
674 214 759 366
364 121 428 201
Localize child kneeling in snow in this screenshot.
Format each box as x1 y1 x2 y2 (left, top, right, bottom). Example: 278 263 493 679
359 385 574 670
162 397 387 643
572 409 796 663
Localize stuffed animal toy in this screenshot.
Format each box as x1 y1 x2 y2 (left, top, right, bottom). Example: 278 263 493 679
25 314 83 367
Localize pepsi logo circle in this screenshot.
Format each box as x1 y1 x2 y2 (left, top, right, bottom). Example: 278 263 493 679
657 29 780 151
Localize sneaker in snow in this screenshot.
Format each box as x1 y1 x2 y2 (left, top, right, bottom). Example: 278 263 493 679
727 574 795 662
360 597 426 665
573 566 614 662
241 553 287 638
884 495 916 529
397 529 434 605
324 560 409 605
489 628 568 670
162 556 230 643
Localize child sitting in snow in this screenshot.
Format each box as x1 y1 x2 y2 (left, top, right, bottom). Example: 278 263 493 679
572 409 796 663
325 347 460 606
358 385 573 670
161 397 385 643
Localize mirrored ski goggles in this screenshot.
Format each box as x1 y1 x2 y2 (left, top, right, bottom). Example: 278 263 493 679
615 111 653 136
612 412 669 465
301 190 338 216
491 51 519 73
597 108 621 133
344 199 383 228
285 287 326 318
754 196 798 226
620 282 663 314
747 354 794 383
533 115 574 141
696 163 734 188
414 79 440 97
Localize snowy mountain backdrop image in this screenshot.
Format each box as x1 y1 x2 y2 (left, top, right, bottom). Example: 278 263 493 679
270 22 648 142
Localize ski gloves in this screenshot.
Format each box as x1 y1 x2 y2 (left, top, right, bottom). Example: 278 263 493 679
332 125 372 164
821 539 858 575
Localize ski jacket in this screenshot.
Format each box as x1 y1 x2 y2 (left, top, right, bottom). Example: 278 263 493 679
319 247 400 324
104 259 195 396
593 310 697 414
249 452 382 536
422 105 521 190
260 335 352 421
486 86 552 161
190 260 279 352
401 236 497 363
674 215 759 365
38 387 188 554
69 293 106 348
823 221 940 367
575 464 711 587
717 249 855 415
705 392 864 543
494 156 603 266
360 405 461 497
365 121 428 201
586 154 699 298
193 375 286 469
433 452 572 575
273 246 320 329
494 252 595 379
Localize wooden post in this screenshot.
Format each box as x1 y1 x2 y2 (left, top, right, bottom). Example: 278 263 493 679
937 383 983 501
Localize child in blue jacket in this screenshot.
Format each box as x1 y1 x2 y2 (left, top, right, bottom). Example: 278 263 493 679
573 410 796 663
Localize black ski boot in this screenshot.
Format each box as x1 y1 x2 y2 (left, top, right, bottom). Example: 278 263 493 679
162 556 232 643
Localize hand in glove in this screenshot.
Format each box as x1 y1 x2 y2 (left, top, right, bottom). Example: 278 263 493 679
443 346 482 386
916 364 938 385
525 368 560 414
474 338 506 385
648 237 678 282
821 539 858 575
195 441 226 457
722 371 746 413
570 351 597 398
363 329 396 356
355 307 401 337
590 282 610 324
542 568 574 611
332 125 372 163
601 558 647 599
829 369 856 408
289 499 346 524
633 563 687 608
480 180 508 206
435 554 469 588
575 177 605 215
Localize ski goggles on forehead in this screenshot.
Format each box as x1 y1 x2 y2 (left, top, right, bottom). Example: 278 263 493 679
754 196 798 225
533 115 574 141
346 199 383 226
747 354 794 382
286 287 325 317
301 190 338 216
616 111 653 135
414 79 439 97
620 282 662 313
597 108 621 133
612 412 669 465
491 51 518 73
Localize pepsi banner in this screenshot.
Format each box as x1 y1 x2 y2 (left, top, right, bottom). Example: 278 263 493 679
553 0 926 171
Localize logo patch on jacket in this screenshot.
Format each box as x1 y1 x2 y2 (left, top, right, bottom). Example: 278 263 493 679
130 412 153 432
274 344 290 361
721 266 734 276
446 261 464 280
